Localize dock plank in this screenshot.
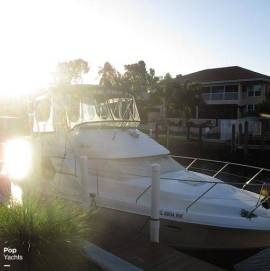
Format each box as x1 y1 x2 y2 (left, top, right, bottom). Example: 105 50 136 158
234 248 270 271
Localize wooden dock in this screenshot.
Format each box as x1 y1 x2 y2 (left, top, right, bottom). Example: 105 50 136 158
87 208 225 271
234 248 270 271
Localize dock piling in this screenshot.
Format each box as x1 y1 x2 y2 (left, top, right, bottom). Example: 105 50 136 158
244 121 249 156
80 156 91 209
150 164 160 243
231 124 236 152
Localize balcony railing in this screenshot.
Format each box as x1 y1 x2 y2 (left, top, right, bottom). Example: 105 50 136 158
202 92 239 101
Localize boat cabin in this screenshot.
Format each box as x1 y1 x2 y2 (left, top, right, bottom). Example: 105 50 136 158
31 85 140 133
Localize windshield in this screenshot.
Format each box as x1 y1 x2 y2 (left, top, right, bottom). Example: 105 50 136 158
33 91 140 132
63 93 140 128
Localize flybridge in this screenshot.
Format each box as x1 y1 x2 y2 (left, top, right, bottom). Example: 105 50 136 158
31 86 140 132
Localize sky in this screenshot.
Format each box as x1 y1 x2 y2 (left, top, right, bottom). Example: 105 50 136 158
0 0 270 96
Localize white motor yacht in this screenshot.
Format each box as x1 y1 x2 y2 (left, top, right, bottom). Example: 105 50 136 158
6 85 270 249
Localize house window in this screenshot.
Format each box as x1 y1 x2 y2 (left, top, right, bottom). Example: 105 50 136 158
254 85 262 96
247 84 262 97
242 85 247 98
247 104 256 112
225 85 238 100
212 86 224 100
225 85 238 92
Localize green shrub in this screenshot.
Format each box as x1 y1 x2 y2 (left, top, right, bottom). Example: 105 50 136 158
0 193 90 271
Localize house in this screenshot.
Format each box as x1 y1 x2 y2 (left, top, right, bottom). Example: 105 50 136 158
177 66 270 140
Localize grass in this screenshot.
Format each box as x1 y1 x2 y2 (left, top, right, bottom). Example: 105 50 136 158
0 193 92 271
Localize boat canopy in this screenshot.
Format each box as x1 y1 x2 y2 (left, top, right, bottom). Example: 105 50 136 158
32 86 140 132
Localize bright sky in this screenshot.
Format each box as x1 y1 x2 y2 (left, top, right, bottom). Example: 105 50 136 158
0 0 270 96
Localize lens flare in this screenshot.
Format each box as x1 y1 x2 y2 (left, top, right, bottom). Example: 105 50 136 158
4 139 32 180
11 182 22 203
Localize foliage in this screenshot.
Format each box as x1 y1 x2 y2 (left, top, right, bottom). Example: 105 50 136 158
150 74 202 121
255 100 270 115
54 58 202 122
121 60 148 96
98 60 160 121
55 59 90 85
174 81 201 120
98 60 159 95
98 62 122 89
0 193 90 271
151 73 178 116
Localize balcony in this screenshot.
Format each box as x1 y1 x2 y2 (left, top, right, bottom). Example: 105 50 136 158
202 92 239 101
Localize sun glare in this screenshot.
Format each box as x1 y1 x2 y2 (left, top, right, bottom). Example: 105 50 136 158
11 182 23 203
4 139 32 180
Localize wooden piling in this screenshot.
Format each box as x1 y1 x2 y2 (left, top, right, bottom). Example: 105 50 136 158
244 121 248 156
239 123 243 145
155 123 159 140
186 123 190 140
166 126 169 148
150 164 160 243
231 124 236 153
199 126 203 154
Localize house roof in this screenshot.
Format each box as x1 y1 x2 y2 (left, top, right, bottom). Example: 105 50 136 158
177 66 270 83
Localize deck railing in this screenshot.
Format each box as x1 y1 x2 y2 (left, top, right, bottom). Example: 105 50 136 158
135 155 270 214
171 155 270 188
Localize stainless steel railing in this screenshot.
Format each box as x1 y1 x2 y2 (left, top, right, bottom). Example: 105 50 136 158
171 155 270 189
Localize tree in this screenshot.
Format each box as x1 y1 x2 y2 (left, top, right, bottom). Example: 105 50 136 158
148 75 202 127
175 81 201 120
122 60 149 97
98 62 122 89
147 68 160 94
256 100 270 116
149 73 179 120
121 61 160 121
54 59 90 84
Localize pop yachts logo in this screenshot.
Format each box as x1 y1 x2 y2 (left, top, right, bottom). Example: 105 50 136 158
3 247 23 261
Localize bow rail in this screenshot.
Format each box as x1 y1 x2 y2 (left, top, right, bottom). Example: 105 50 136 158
170 155 270 189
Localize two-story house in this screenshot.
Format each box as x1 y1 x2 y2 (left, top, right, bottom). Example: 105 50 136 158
177 66 270 140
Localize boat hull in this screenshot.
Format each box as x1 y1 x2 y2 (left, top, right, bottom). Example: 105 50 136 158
89 207 270 250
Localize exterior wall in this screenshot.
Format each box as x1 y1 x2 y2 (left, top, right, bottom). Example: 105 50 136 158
238 82 266 107
201 81 266 105
219 118 261 140
200 81 269 119
198 104 238 119
146 79 270 140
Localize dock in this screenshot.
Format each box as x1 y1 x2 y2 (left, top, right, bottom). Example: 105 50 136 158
87 208 225 271
234 248 270 271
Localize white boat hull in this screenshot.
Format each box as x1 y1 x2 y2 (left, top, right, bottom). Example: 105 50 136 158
90 207 270 250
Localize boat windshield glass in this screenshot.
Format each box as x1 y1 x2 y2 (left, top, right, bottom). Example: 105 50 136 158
63 92 140 129
33 90 140 132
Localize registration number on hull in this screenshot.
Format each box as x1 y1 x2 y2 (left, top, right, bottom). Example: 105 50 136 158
160 209 183 219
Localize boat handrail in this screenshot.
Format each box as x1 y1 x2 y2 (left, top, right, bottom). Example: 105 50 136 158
185 182 218 212
171 155 270 172
86 155 270 212
170 155 270 189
